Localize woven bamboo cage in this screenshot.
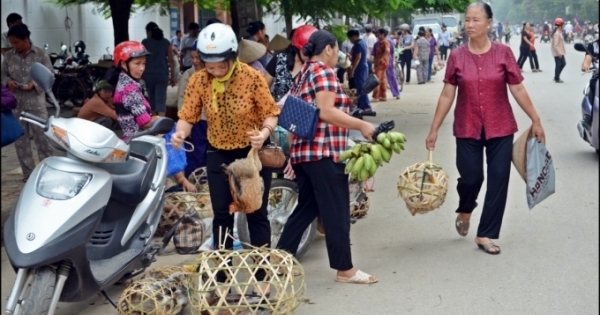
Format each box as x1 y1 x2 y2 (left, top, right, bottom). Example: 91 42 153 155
185 245 306 315
397 151 449 216
188 167 210 193
117 273 190 315
159 192 212 237
350 196 370 219
159 168 213 236
343 87 358 103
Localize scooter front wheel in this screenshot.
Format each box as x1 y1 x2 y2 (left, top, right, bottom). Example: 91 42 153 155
16 267 56 315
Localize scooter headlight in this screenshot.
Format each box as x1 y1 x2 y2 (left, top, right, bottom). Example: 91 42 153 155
36 165 92 200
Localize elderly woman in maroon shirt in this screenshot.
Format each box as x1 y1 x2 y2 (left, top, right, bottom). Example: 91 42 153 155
425 2 546 255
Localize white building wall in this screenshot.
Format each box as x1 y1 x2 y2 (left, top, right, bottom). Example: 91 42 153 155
262 12 310 39
1 0 169 63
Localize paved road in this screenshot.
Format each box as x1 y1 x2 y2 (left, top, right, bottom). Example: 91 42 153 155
1 40 598 315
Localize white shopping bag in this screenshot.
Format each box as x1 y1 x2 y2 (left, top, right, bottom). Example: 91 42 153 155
525 138 556 209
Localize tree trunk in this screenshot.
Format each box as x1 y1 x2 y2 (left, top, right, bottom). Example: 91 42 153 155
282 0 293 38
109 0 134 46
229 0 240 39
345 15 350 26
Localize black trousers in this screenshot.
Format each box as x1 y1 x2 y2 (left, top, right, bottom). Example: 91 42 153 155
455 131 514 239
277 158 353 271
206 144 272 281
400 51 413 83
554 56 566 81
517 47 531 69
440 45 449 61
337 67 347 84
529 50 540 70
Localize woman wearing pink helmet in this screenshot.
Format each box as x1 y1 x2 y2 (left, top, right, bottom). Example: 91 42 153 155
106 41 158 140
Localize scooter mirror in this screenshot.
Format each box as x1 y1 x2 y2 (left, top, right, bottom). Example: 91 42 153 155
574 43 587 52
30 63 54 93
30 63 60 118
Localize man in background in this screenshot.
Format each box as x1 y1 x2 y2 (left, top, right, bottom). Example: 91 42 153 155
179 22 200 72
362 24 377 74
1 13 23 55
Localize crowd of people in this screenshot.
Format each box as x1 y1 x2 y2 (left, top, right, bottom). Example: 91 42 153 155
1 1 598 292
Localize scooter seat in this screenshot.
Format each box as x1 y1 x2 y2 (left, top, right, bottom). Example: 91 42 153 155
98 141 158 206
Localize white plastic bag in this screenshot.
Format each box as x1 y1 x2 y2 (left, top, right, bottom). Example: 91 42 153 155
525 138 556 209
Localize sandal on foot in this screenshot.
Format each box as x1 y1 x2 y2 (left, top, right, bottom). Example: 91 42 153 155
477 242 501 255
455 216 470 237
336 270 378 284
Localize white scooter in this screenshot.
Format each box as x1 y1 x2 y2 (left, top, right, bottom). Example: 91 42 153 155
4 63 174 315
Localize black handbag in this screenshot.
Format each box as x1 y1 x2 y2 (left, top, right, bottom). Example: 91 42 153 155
278 94 320 140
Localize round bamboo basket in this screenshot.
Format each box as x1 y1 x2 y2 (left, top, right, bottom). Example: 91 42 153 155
350 196 370 219
117 273 190 315
165 192 213 219
185 246 306 315
397 151 449 216
343 87 358 103
188 167 210 193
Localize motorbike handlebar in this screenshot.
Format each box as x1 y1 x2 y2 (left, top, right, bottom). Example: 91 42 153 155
20 112 48 129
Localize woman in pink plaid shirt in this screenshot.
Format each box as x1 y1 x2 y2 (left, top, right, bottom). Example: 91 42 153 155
277 30 378 284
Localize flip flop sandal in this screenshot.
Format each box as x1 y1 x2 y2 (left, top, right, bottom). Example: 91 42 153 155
455 216 470 237
335 270 378 284
477 242 501 255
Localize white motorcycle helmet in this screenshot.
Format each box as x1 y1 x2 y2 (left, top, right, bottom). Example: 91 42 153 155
197 23 238 63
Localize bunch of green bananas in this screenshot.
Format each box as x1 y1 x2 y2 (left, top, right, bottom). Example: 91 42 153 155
339 132 407 182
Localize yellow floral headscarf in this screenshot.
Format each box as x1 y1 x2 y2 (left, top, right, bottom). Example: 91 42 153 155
211 58 241 112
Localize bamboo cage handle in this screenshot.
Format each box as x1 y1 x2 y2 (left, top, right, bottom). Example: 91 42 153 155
427 150 433 162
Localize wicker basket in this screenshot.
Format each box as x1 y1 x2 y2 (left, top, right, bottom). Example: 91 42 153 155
188 167 210 193
165 192 213 219
343 87 358 103
397 151 449 216
117 273 189 315
351 196 370 219
185 245 306 315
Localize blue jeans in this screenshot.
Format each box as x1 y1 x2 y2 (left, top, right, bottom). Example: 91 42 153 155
427 56 433 82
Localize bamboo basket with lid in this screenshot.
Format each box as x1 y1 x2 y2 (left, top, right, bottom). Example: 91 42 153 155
397 151 449 216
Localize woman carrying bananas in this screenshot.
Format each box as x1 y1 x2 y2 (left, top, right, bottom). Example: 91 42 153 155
170 23 280 296
276 30 378 284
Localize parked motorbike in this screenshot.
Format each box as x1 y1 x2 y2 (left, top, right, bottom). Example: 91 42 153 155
236 118 395 259
72 40 90 66
4 62 174 315
574 43 599 153
541 31 550 43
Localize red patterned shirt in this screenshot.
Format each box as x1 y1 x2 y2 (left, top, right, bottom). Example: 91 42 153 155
444 42 524 140
288 61 351 164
